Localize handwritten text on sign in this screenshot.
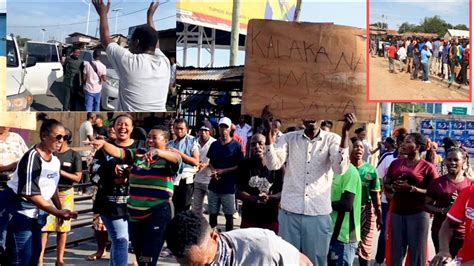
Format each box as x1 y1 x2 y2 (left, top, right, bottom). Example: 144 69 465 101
242 20 377 122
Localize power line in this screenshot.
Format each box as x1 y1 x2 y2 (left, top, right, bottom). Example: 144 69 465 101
9 0 171 29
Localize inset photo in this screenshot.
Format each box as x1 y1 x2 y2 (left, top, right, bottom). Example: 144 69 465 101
368 0 471 102
7 0 176 112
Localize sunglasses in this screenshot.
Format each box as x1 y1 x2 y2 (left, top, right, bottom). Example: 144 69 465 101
53 134 71 142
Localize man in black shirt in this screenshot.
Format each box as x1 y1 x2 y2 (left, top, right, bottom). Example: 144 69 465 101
93 115 108 139
236 133 283 234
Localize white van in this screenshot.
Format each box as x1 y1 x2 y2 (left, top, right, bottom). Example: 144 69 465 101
6 35 34 111
23 41 63 95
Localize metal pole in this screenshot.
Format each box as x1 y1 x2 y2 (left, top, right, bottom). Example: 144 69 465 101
293 0 302 21
229 0 240 66
115 13 118 34
197 26 203 67
86 1 91 35
112 8 123 35
211 28 216 67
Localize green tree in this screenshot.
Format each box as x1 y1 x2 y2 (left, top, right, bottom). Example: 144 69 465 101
454 24 469 30
420 15 449 36
398 22 417 33
392 103 426 126
393 103 426 114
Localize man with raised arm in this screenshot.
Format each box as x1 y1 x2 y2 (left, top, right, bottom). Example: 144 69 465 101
92 0 170 111
261 106 357 266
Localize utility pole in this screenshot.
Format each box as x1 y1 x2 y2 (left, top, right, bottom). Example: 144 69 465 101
229 0 240 66
41 29 46 42
293 0 302 21
113 8 123 35
82 0 91 35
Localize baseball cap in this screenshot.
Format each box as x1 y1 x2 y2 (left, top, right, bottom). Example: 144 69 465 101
218 117 232 128
199 125 210 131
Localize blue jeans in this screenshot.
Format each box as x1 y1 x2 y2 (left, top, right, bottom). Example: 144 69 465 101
5 211 47 266
375 202 389 263
84 91 101 111
328 240 358 266
101 215 129 266
422 62 429 81
279 210 332 266
129 202 171 266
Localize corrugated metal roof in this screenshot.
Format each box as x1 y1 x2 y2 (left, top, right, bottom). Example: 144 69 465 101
177 66 244 81
447 29 469 38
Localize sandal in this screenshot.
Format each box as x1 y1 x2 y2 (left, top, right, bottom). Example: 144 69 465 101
86 251 107 261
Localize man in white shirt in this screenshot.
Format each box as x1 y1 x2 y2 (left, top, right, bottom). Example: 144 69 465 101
374 137 398 265
397 45 407 72
83 50 107 112
235 115 252 149
79 112 96 195
192 124 216 214
79 112 97 157
92 0 170 111
261 106 356 266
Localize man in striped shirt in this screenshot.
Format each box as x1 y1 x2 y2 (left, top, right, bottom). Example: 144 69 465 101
89 125 181 265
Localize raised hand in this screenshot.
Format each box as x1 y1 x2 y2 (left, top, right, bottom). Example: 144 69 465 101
92 0 111 16
147 0 159 17
342 113 357 132
261 105 273 131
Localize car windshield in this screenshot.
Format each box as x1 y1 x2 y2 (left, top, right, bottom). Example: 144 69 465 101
7 40 19 67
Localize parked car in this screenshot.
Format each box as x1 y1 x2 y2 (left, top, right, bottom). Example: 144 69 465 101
80 50 119 110
6 35 34 111
23 41 63 95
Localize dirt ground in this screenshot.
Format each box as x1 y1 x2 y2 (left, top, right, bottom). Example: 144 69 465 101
369 56 470 101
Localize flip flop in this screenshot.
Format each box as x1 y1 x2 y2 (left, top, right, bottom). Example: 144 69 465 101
86 252 107 261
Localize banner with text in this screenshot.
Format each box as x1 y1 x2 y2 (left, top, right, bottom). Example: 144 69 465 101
242 20 377 122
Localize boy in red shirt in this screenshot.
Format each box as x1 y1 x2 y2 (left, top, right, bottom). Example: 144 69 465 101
386 42 397 73
431 185 474 265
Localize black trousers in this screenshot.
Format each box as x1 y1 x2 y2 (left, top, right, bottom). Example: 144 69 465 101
172 179 194 214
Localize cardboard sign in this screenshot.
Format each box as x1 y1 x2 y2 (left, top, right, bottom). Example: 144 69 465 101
242 19 377 122
0 112 37 130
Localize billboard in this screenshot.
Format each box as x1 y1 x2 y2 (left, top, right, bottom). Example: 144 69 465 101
177 0 297 34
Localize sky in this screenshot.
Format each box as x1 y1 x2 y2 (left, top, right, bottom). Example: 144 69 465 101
8 0 176 42
180 0 367 67
370 0 469 30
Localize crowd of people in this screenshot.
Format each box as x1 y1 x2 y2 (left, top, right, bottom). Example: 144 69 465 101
61 0 175 112
1 109 474 265
371 36 470 86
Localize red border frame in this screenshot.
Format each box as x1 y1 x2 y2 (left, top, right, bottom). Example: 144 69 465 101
366 0 472 103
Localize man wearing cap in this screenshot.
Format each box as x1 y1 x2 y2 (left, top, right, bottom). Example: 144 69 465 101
192 123 216 214
261 106 356 266
374 136 397 265
206 117 244 231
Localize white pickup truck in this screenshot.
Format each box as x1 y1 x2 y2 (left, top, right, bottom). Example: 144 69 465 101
6 36 64 111
6 35 33 111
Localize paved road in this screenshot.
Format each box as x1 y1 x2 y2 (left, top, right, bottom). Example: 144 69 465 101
369 56 470 101
31 82 65 111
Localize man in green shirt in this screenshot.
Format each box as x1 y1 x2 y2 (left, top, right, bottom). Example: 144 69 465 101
62 47 84 111
329 163 361 266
